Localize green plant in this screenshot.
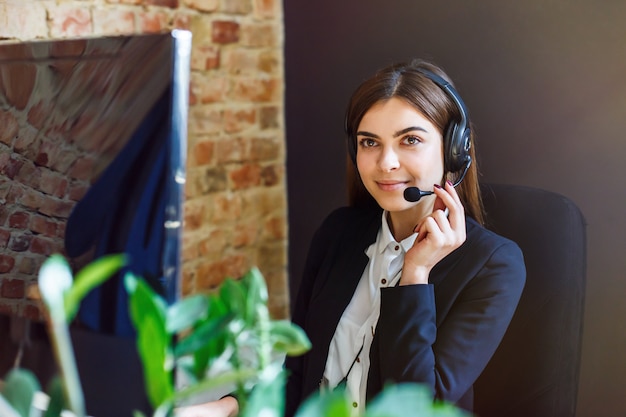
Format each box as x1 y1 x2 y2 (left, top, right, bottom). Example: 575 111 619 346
0 254 473 417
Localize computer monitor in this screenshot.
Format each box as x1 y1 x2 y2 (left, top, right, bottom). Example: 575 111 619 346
0 30 191 415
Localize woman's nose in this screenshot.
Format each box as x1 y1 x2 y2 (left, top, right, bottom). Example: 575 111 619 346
378 147 400 171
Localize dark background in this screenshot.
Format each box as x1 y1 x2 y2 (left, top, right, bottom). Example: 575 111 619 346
284 1 626 416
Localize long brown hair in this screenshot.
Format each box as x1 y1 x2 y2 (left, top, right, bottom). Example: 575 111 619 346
344 59 485 225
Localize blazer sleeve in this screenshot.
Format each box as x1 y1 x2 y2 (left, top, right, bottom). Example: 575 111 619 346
372 238 525 403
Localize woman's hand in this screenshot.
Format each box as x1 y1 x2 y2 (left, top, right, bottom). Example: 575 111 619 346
175 396 239 417
400 180 466 285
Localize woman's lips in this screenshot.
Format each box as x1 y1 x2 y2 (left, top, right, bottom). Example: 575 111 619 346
376 180 408 191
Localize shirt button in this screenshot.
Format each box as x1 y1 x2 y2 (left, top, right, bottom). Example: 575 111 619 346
356 357 360 363
381 278 387 285
394 245 399 251
352 402 358 408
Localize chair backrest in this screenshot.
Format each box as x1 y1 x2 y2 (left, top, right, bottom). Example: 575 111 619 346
473 183 586 417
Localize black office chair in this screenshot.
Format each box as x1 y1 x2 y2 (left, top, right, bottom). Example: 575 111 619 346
474 183 586 417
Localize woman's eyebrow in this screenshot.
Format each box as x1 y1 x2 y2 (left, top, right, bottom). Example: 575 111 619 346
393 126 429 137
356 126 429 138
355 130 379 138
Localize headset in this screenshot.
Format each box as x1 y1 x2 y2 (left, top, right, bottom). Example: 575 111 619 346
345 67 472 180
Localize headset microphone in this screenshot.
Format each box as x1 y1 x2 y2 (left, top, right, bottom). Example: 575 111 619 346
403 158 471 202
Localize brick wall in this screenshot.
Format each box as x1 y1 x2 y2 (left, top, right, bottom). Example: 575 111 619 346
0 0 289 319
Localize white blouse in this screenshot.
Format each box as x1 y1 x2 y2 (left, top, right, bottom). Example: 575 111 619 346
322 211 417 414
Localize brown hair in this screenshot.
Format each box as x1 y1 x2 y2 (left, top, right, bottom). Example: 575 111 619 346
344 59 485 225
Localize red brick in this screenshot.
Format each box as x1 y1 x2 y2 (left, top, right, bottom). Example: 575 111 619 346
190 73 228 104
18 188 44 211
223 108 256 133
30 236 54 255
22 304 42 321
39 170 68 198
1 155 24 180
194 166 228 195
191 44 220 71
145 0 179 7
264 216 286 240
212 21 240 44
196 254 247 289
0 255 15 273
251 137 280 161
193 140 214 166
19 257 38 275
188 108 223 135
1 279 24 298
38 198 74 219
0 111 19 145
8 234 32 252
14 125 40 160
9 211 30 229
184 201 207 231
211 193 242 222
14 160 41 189
68 182 89 201
172 12 192 30
240 23 277 48
259 106 280 129
30 215 59 237
232 221 258 247
215 137 248 163
68 156 95 181
181 235 198 262
48 7 93 38
231 78 281 102
230 163 262 190
184 0 219 12
253 0 279 19
138 11 169 33
0 229 10 248
220 0 252 14
261 164 282 186
198 229 229 255
92 9 135 35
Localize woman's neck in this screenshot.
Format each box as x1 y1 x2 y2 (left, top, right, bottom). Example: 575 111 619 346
387 200 435 242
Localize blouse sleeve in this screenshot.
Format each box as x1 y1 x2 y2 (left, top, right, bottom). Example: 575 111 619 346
373 239 526 403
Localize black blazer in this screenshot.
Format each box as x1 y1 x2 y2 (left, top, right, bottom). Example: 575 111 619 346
285 205 526 417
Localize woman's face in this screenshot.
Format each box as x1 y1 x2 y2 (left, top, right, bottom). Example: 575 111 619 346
356 97 445 213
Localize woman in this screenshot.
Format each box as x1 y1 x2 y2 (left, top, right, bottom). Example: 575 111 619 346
283 59 525 416
177 59 525 417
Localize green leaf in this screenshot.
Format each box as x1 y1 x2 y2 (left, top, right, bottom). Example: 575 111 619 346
125 273 173 408
166 294 209 334
1 368 40 417
243 268 268 324
64 254 126 322
44 376 65 417
366 383 470 417
173 313 233 357
191 294 230 378
269 320 311 356
219 278 247 321
240 365 285 417
295 386 352 417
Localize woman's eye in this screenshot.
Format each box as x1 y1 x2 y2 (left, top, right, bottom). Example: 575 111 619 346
359 138 377 148
404 135 421 145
